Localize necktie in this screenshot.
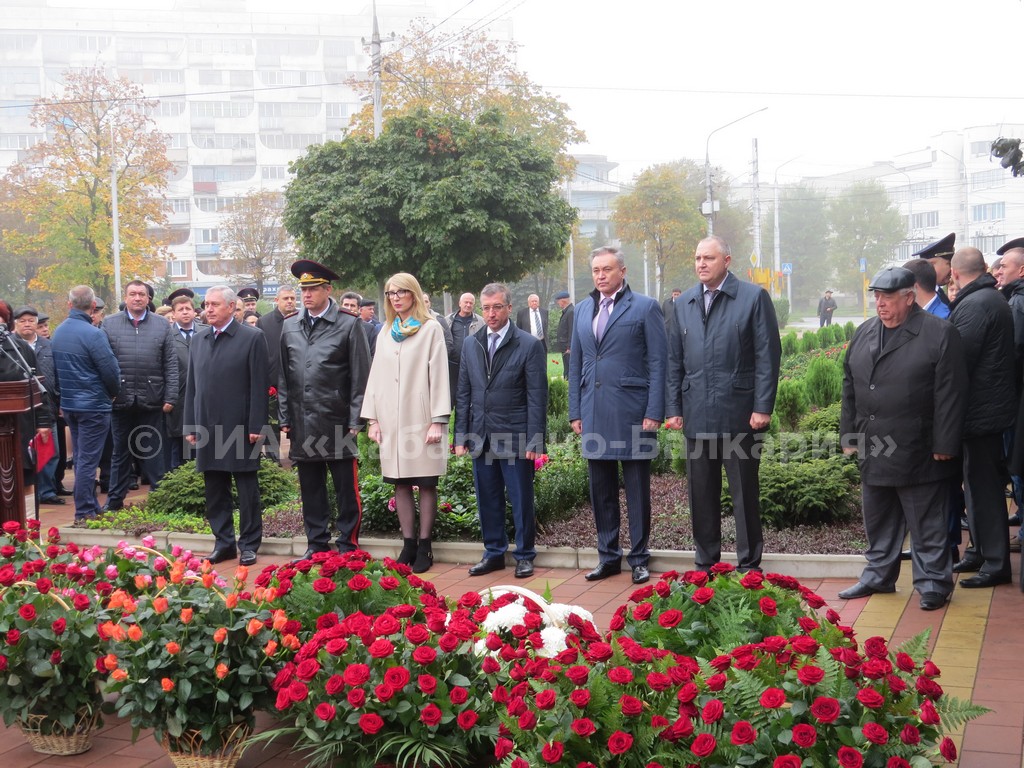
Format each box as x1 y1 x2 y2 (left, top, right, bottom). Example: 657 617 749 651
488 332 499 362
705 288 719 314
131 317 140 330
214 329 221 339
533 309 543 339
595 297 613 343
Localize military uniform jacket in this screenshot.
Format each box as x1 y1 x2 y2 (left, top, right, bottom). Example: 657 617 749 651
841 306 967 486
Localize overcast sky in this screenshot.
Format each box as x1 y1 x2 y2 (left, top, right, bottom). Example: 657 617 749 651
55 0 1024 185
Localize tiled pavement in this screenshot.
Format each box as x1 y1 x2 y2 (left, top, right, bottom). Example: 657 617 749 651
3 492 1022 766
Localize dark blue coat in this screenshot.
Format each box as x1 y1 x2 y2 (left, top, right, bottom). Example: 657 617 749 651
568 284 667 460
51 309 120 413
666 272 781 437
455 324 547 459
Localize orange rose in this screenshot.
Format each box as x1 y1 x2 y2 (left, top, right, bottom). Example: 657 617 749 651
155 576 167 589
202 572 214 588
272 611 288 632
127 624 143 642
235 566 248 582
103 653 119 671
153 597 169 614
161 678 174 692
213 627 228 644
111 668 128 682
246 618 263 637
224 593 238 609
215 663 229 679
264 640 278 656
282 634 301 650
133 575 148 590
165 641 181 655
180 608 194 624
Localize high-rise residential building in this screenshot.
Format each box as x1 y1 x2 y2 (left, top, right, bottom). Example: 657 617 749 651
0 0 481 297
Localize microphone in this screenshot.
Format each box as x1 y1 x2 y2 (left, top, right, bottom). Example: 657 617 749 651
0 322 7 332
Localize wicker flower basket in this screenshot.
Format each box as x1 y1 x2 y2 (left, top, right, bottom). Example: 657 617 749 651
18 707 99 755
161 722 252 768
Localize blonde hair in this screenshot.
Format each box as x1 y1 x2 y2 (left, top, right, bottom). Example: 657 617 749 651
383 272 432 326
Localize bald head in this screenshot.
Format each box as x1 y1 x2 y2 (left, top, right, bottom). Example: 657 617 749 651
950 247 987 286
1003 249 1024 283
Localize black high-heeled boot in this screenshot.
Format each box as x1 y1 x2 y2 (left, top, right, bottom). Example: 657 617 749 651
397 538 418 566
412 538 433 573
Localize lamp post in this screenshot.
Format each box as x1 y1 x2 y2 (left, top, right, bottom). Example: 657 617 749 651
773 156 800 303
110 122 122 306
703 107 768 235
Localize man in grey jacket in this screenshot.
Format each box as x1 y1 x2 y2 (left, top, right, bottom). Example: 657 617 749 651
103 280 178 510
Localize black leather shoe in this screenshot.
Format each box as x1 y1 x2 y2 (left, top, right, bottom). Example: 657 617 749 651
128 482 140 491
960 571 1011 589
292 548 327 563
1009 513 1022 526
952 558 983 573
960 516 970 531
468 557 505 576
837 582 894 600
514 560 534 579
899 549 911 561
205 548 237 564
239 551 257 566
56 486 73 497
920 592 950 611
100 503 123 514
584 562 621 581
631 565 650 584
39 496 64 505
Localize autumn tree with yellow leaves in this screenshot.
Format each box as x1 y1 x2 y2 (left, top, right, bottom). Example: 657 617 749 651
0 68 171 304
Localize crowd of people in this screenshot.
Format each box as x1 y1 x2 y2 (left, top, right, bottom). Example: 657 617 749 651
6 231 1017 602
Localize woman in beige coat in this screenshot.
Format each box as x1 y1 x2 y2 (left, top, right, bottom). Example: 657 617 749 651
362 272 450 572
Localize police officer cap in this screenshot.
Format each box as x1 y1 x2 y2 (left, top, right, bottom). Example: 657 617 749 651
868 266 915 292
12 305 38 320
553 291 570 300
291 259 340 287
911 232 955 261
165 287 195 305
237 287 259 301
997 237 1024 256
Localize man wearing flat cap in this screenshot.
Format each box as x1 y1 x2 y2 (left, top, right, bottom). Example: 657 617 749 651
913 233 956 306
839 266 968 610
277 259 371 558
553 290 574 378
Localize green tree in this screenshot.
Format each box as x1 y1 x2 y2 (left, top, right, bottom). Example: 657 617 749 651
284 109 576 292
825 181 903 306
349 19 584 176
0 68 171 304
220 189 294 294
777 184 830 310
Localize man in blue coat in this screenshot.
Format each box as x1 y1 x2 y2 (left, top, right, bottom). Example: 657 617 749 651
455 283 548 579
665 235 782 573
569 246 667 584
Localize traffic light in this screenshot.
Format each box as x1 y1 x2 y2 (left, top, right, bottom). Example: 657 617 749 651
991 137 1024 177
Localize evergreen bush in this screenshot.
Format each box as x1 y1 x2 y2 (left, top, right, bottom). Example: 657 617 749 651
780 331 798 357
804 354 843 407
774 378 809 431
798 331 819 353
798 401 843 432
772 297 790 328
144 459 299 518
844 320 856 340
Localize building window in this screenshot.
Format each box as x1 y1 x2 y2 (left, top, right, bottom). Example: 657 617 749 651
149 101 186 118
0 134 42 150
970 169 1005 191
167 259 188 277
258 39 318 57
324 39 357 57
166 198 190 214
971 202 1006 222
188 38 253 55
0 35 35 51
190 101 253 119
262 166 288 180
0 68 38 86
118 36 180 54
194 196 238 213
191 133 256 150
258 102 320 118
970 140 994 157
259 133 321 150
196 228 219 244
193 166 256 183
972 234 1004 253
908 211 939 229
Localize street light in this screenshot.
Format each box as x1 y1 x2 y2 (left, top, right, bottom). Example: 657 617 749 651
703 107 768 235
773 155 801 303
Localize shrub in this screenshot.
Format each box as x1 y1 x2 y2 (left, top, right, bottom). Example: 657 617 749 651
651 427 684 476
757 456 861 527
804 354 843 407
780 331 798 357
145 459 299 518
535 441 590 524
547 376 568 420
798 331 818 353
844 319 857 340
357 431 381 476
774 378 809 431
798 401 842 432
772 296 790 328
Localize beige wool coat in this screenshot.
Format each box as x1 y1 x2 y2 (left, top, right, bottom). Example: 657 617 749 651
361 318 451 479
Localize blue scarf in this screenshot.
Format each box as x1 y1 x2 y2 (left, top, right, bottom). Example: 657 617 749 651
390 316 422 343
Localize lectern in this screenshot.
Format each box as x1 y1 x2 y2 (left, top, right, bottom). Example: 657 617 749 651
0 379 42 526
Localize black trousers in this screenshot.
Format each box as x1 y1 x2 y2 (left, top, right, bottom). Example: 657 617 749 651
587 459 651 567
962 433 1011 578
204 470 262 553
686 433 764 571
297 459 362 552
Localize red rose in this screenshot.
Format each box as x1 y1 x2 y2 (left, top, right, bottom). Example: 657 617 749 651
620 695 644 716
324 674 345 695
632 602 654 621
646 671 672 691
457 710 478 730
730 721 757 745
773 756 802 768
540 741 564 763
608 614 625 631
347 688 366 707
374 683 395 702
915 677 943 699
418 674 437 694
343 664 370 686
495 738 514 759
809 696 841 723
315 703 336 722
684 570 708 586
607 730 634 755
657 608 683 627
312 577 336 593
861 658 892 679
863 636 888 659
569 689 590 707
886 758 911 768
938 737 957 761
572 718 596 737
347 574 372 591
899 724 920 745
758 597 777 616
856 688 885 709
791 723 817 748
566 665 589 685
51 617 66 635
690 732 717 758
918 700 940 725
677 682 699 703
706 673 727 691
584 642 613 662
691 587 715 605
701 699 724 723
518 711 537 730
895 652 916 673
789 635 819 654
296 659 320 681
268 386 277 397
72 594 89 611
379 575 400 590
740 570 764 589
325 638 348 655
384 666 410 690
18 605 35 621
861 722 888 745
797 665 824 685
759 688 786 708
359 713 384 734
608 666 633 684
412 646 437 665
373 614 400 636
420 703 442 727
837 746 863 768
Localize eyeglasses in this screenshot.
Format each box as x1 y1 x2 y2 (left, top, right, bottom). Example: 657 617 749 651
480 304 508 313
384 289 411 300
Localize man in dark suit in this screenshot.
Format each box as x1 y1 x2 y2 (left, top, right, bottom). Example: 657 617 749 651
516 293 548 353
838 266 968 611
166 288 201 470
569 246 667 585
256 286 296 462
553 290 574 379
665 235 782 574
455 283 547 579
185 285 269 567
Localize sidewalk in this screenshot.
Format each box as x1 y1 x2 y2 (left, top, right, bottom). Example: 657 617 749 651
6 484 1022 766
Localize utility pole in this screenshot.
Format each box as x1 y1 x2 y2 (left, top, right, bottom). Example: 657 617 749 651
110 122 122 305
363 1 395 139
751 139 762 270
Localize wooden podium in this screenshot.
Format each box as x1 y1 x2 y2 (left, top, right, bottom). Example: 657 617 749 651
0 379 43 526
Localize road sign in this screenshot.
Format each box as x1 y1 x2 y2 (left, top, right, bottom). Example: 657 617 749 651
749 250 758 268
859 257 867 273
781 263 793 275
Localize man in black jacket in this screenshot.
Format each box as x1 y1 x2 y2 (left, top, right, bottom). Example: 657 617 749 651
553 291 573 379
166 289 201 470
948 248 1017 587
455 283 547 579
103 280 178 510
278 260 370 558
256 287 297 463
